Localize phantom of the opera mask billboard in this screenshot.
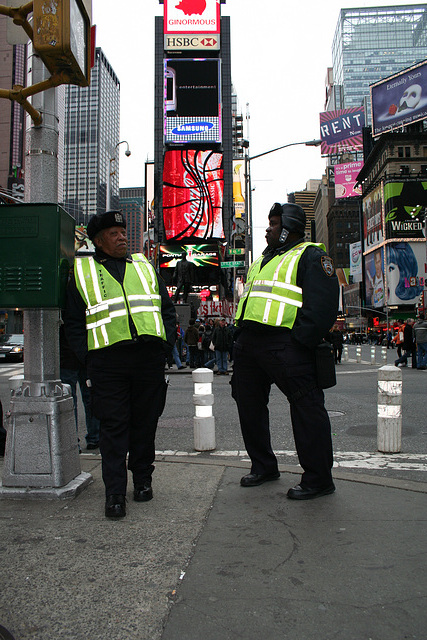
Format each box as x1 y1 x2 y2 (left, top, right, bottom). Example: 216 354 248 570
163 149 224 241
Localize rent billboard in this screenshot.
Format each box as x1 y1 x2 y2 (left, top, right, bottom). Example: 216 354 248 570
164 58 221 143
319 107 365 154
371 60 427 136
384 181 427 240
363 184 384 250
334 162 363 199
162 149 224 241
164 0 221 35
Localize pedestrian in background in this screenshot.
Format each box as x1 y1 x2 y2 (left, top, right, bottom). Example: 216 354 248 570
65 211 176 519
184 318 200 368
394 319 416 368
329 324 343 364
231 202 339 500
414 313 427 370
211 318 232 375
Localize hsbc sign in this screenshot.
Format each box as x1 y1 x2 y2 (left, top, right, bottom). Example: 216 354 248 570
164 34 220 51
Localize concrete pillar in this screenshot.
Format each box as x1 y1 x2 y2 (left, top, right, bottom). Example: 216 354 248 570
377 365 402 453
381 346 387 363
343 345 349 362
370 346 376 365
356 346 362 363
192 368 216 452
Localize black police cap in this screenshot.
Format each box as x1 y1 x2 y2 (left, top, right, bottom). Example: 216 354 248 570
87 211 126 241
269 202 306 237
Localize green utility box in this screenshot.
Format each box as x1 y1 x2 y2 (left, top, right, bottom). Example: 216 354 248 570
0 204 75 308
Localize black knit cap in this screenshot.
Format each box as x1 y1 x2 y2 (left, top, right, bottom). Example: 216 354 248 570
87 210 126 241
269 202 306 237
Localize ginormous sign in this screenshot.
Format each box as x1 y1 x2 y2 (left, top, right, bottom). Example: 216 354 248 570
319 107 365 154
164 0 221 35
163 149 224 241
371 60 427 136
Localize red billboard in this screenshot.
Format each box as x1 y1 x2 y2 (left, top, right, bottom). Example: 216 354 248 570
319 108 365 155
163 149 224 241
164 0 221 35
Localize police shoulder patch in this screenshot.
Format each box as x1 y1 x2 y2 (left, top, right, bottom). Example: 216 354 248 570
321 255 335 276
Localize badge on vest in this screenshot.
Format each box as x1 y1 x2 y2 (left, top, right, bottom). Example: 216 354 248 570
321 256 335 276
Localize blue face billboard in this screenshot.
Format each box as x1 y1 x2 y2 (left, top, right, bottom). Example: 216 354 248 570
371 60 427 136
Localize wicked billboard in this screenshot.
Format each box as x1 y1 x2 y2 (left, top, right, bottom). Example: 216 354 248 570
384 181 427 240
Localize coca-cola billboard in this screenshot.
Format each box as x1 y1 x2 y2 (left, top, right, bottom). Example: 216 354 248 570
163 149 224 240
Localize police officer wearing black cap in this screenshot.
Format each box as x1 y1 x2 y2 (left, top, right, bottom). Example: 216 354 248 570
231 202 339 499
64 211 176 518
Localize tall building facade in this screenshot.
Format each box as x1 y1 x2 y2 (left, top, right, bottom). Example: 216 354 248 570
0 15 26 200
62 47 120 226
119 187 145 254
288 180 321 242
332 5 427 118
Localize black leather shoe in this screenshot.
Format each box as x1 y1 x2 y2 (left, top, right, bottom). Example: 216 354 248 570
240 471 280 487
86 442 99 450
287 483 335 500
134 482 153 502
105 494 126 518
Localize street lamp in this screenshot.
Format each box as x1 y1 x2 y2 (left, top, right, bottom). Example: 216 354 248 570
106 140 131 210
243 139 322 276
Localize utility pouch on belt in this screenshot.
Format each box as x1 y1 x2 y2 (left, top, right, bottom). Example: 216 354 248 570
315 342 336 389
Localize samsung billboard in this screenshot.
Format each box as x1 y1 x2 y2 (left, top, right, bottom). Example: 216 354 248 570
371 60 427 136
164 58 221 144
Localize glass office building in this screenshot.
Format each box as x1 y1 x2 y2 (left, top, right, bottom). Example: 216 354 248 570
332 5 427 119
62 48 120 226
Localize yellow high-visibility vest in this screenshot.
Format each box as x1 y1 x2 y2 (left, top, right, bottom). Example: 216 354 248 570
236 242 325 328
74 253 166 350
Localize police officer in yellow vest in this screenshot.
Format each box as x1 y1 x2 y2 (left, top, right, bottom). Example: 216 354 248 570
64 211 176 518
231 203 339 499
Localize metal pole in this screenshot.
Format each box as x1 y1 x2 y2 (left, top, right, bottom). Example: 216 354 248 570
1 51 91 498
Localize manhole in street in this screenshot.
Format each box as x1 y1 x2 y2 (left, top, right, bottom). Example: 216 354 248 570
0 626 16 640
328 410 345 417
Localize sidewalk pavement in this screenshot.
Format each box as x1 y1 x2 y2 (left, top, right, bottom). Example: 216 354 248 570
1 455 426 640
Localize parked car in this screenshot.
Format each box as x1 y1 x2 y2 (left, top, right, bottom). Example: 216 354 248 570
0 334 24 362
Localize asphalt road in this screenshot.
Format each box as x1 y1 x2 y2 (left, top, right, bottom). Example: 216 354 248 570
1 344 426 484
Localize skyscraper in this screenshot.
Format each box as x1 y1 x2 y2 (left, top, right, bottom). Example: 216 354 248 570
62 47 120 226
119 187 145 254
332 5 427 118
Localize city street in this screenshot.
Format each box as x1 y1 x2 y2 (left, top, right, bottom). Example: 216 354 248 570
1 343 426 484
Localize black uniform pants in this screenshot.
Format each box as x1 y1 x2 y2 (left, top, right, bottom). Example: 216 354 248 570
87 341 167 496
231 330 334 489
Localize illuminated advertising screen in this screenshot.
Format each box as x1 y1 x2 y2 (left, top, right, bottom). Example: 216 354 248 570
334 162 363 199
319 107 365 155
163 149 224 240
384 181 427 240
363 184 384 250
386 242 425 306
365 247 385 309
164 58 221 143
371 60 427 137
159 244 219 268
349 241 362 283
164 0 221 35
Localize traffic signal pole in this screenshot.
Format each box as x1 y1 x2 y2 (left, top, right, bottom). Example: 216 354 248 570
0 52 92 498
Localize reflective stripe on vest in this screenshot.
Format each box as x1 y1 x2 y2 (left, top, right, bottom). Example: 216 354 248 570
74 253 166 351
235 242 325 328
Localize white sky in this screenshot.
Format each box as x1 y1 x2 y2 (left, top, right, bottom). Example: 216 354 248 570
91 0 420 256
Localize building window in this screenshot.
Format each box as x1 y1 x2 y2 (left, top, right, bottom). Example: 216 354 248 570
400 165 410 175
405 147 411 158
398 147 404 158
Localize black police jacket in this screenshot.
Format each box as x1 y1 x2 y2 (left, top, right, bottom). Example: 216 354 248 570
64 249 176 365
239 238 339 350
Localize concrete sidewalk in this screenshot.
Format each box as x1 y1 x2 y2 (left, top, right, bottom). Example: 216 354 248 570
0 456 426 640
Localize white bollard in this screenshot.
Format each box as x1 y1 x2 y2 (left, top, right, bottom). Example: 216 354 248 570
356 346 362 363
381 346 387 363
343 345 349 362
192 368 216 451
370 346 376 365
377 365 402 453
